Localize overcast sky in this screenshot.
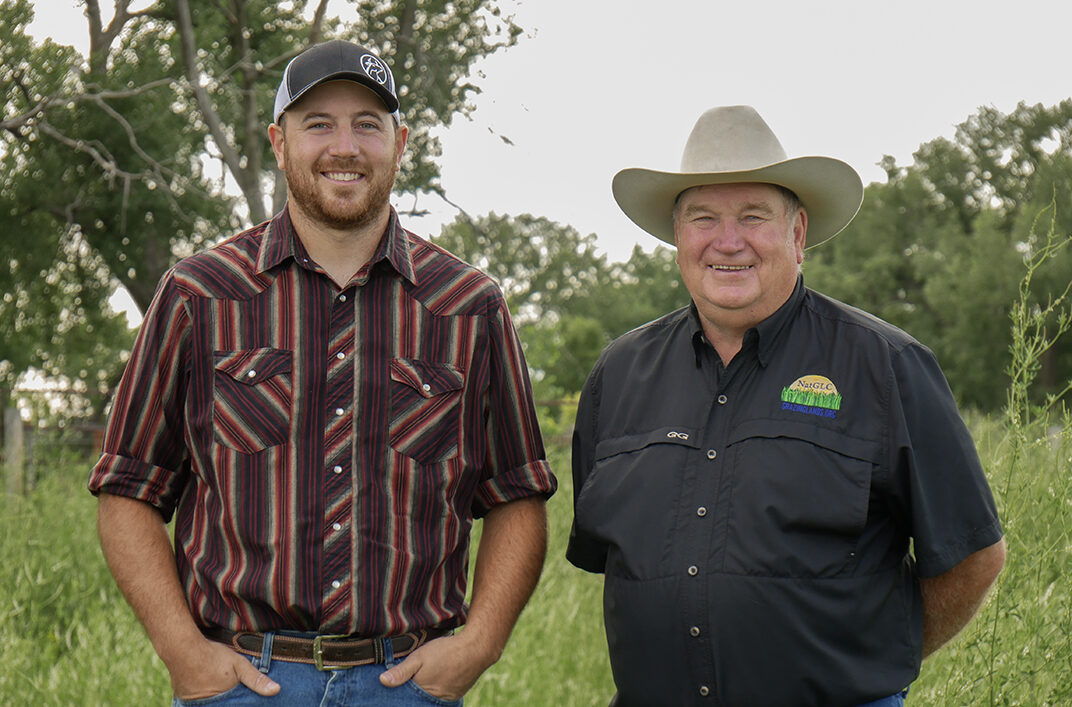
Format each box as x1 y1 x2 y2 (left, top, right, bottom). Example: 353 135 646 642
30 0 1072 262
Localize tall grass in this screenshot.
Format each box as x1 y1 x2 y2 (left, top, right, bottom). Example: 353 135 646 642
911 209 1072 706
0 467 170 704
2 419 1071 704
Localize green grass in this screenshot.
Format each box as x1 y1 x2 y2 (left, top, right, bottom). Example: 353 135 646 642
2 419 1070 705
0 467 170 705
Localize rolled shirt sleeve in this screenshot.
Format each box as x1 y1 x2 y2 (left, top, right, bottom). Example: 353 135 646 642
472 301 557 516
88 270 191 520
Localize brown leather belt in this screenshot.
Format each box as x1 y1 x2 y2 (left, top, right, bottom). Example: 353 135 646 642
205 627 448 671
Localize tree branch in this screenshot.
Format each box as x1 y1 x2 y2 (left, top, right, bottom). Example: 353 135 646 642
1 78 175 132
173 0 267 222
36 118 194 225
309 0 329 44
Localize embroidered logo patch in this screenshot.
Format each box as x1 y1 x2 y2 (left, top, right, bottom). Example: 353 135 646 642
780 375 842 419
361 53 390 85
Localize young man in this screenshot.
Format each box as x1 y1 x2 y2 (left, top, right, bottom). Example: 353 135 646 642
90 39 556 705
568 105 1004 706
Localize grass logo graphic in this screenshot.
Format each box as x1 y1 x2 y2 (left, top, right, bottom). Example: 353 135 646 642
781 375 842 419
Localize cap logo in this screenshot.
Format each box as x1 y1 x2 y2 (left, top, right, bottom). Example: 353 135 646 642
360 54 390 86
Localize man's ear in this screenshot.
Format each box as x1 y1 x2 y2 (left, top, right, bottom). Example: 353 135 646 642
394 123 409 168
793 208 808 264
268 122 286 171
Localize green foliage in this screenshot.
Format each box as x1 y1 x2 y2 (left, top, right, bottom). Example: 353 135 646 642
1 0 522 416
913 213 1072 704
806 100 1072 411
434 213 688 398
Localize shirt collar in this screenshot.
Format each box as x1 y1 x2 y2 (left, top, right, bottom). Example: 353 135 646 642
754 274 806 367
688 274 806 368
256 206 418 286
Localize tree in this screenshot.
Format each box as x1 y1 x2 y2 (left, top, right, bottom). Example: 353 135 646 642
434 213 688 398
806 101 1072 410
1 0 523 418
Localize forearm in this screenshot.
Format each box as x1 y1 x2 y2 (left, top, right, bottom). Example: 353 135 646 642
920 538 1006 658
96 493 204 665
97 492 280 698
465 496 549 664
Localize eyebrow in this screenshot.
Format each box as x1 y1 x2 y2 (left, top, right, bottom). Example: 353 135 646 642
298 110 384 124
681 200 780 218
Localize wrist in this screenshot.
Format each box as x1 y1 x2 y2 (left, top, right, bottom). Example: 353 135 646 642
154 625 212 671
455 622 505 670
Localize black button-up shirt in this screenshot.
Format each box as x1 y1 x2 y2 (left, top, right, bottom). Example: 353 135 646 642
567 278 1002 707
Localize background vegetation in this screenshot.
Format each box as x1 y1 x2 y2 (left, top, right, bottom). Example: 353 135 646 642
2 0 1072 704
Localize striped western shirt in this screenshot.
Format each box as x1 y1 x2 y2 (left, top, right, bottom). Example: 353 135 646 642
89 207 557 637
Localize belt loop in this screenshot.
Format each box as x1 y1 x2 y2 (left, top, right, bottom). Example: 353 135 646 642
381 636 394 664
258 632 274 673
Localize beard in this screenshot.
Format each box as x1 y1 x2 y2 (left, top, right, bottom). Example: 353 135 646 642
283 148 398 231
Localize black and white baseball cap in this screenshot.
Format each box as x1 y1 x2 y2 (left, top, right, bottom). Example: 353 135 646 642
273 40 400 123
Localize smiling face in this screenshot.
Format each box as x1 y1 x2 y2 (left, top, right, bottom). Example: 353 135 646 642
269 80 407 233
674 182 807 346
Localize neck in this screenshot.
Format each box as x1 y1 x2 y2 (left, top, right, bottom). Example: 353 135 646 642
288 202 391 286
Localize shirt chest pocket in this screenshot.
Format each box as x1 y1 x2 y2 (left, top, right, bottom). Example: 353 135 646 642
388 358 465 465
577 427 701 579
723 421 879 578
213 348 293 454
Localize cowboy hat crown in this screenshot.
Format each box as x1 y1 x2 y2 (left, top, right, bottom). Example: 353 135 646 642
611 105 863 247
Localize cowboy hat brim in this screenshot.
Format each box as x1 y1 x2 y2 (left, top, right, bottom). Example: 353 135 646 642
611 155 864 249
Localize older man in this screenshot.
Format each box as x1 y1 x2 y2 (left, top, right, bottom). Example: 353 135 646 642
90 40 555 705
567 106 1005 706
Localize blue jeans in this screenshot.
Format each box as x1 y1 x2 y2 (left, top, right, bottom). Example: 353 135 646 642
855 687 910 707
172 633 462 706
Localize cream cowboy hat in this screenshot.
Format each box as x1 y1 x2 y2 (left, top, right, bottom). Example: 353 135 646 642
611 105 864 248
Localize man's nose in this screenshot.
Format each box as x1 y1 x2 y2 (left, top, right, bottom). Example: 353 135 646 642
328 128 361 156
709 223 745 251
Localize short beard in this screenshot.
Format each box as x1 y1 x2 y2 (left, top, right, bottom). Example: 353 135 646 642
282 146 398 231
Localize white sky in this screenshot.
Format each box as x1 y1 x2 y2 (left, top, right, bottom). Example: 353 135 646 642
29 0 1072 267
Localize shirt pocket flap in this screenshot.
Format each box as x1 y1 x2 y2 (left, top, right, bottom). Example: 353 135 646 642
214 348 293 386
728 419 880 463
595 426 701 461
390 358 464 398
